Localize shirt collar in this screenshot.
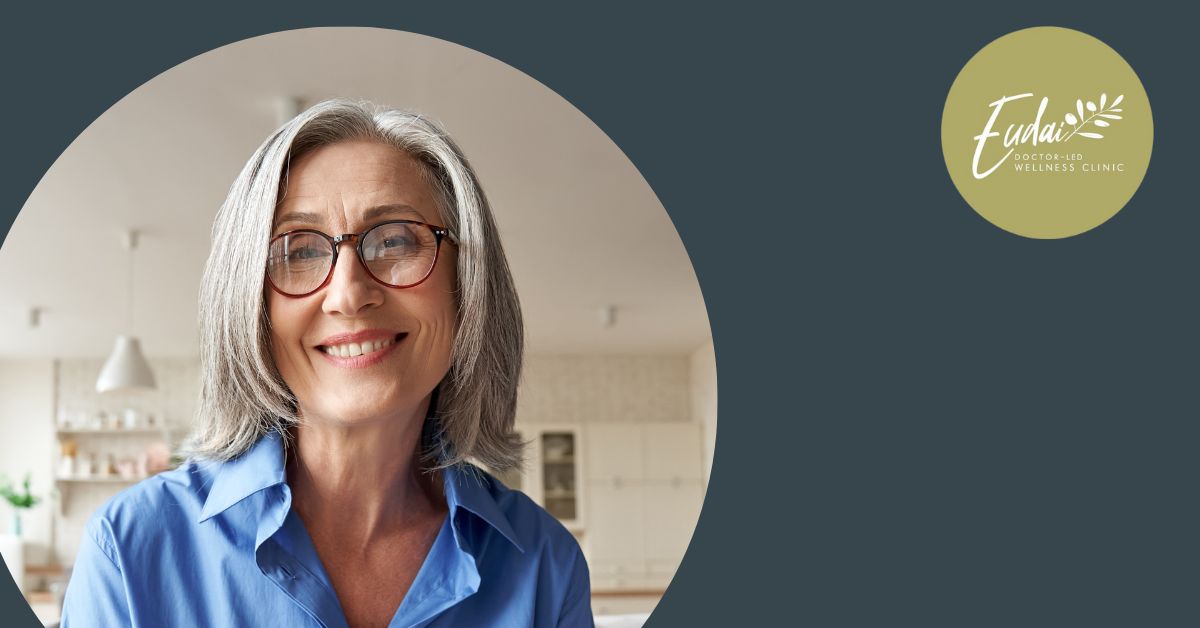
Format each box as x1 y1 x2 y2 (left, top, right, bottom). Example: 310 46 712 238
442 463 525 554
198 430 288 523
197 430 526 553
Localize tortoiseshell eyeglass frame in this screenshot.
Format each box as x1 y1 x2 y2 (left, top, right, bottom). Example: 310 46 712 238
265 220 458 298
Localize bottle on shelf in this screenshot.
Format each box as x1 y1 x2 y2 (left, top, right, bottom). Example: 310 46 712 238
58 440 77 478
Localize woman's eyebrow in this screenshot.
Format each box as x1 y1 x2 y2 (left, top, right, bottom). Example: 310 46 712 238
273 204 424 230
273 210 322 229
362 204 425 222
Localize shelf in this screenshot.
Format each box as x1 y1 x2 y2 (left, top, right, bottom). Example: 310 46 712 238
55 477 144 516
56 427 168 436
544 457 575 465
56 476 145 484
24 564 65 577
25 591 56 604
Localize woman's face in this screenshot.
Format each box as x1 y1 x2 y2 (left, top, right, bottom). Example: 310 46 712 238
267 140 457 428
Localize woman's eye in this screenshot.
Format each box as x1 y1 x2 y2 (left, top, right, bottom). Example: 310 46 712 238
382 236 415 248
288 246 325 261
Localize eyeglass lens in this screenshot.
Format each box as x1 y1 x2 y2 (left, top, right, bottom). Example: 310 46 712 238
267 222 439 295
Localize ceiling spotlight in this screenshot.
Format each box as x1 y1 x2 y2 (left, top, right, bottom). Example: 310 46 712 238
599 305 617 328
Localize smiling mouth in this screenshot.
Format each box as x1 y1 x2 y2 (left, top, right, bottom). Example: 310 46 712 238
318 333 407 358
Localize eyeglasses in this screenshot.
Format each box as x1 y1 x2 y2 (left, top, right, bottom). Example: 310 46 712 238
266 220 457 298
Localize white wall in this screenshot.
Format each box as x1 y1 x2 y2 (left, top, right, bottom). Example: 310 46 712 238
0 359 56 586
688 343 718 484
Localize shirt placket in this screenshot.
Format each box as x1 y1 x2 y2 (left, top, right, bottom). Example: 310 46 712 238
254 486 350 628
387 517 481 627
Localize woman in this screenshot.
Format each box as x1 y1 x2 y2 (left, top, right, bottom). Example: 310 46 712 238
62 100 593 627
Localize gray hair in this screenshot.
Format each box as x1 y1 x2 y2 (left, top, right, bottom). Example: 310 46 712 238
184 99 525 472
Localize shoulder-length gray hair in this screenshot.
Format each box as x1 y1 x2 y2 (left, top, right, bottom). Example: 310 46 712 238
184 99 524 472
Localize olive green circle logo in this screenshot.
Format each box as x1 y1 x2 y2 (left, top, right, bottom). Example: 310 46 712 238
942 27 1153 239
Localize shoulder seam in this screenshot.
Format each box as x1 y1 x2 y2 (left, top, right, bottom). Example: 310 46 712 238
87 519 123 571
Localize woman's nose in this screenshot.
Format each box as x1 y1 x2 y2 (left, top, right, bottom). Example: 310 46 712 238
321 242 385 316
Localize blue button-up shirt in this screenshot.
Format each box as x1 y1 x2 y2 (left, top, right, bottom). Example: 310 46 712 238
61 431 593 627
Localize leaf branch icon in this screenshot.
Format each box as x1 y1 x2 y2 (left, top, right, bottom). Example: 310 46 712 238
1062 93 1124 141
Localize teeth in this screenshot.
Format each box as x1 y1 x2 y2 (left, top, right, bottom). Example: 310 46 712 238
323 337 395 358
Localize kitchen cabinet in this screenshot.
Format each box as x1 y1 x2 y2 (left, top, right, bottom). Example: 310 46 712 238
509 424 584 530
584 423 643 482
584 422 705 591
500 421 707 593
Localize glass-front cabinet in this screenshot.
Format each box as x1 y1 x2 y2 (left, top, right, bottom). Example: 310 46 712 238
539 431 578 522
496 424 583 530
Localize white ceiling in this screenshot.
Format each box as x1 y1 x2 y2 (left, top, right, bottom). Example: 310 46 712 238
0 28 710 359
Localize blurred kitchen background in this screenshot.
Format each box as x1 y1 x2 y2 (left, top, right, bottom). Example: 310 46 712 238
0 28 715 627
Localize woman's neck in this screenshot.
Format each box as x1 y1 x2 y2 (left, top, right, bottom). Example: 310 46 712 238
285 398 446 551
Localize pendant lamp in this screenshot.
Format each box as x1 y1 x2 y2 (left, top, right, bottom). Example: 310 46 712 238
96 230 156 393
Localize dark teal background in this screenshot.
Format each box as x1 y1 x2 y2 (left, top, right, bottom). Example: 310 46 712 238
2 2 1198 626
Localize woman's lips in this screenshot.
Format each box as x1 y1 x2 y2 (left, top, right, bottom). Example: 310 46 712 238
318 329 403 347
316 333 407 368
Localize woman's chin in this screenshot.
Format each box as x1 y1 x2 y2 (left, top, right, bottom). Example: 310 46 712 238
298 401 421 431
